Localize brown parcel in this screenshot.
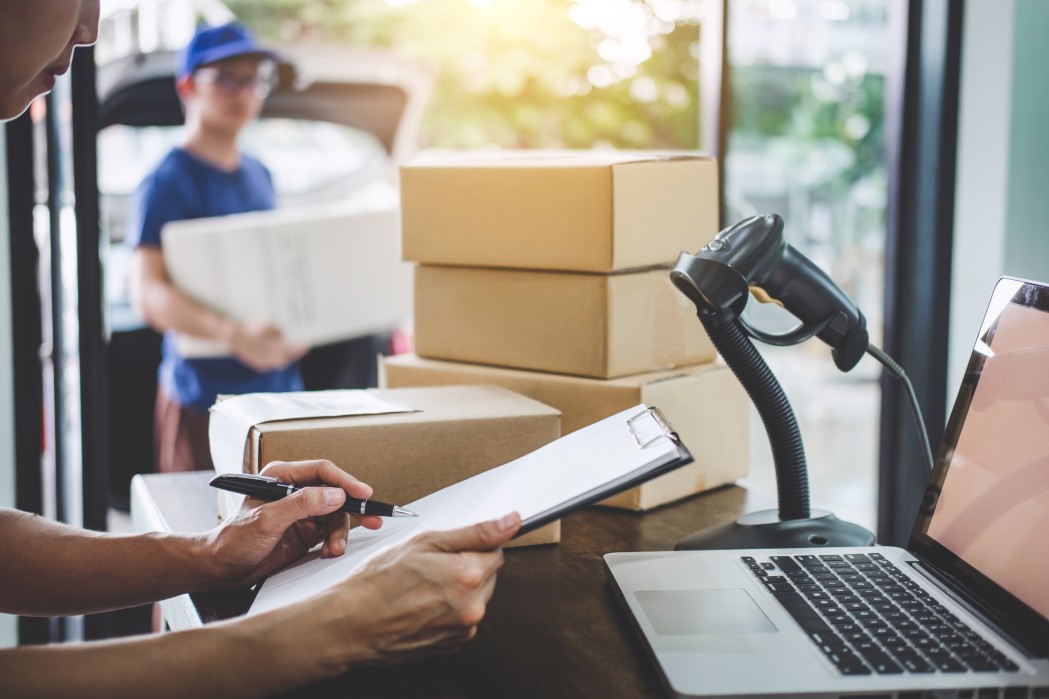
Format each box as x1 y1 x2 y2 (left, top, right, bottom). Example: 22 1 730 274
400 152 719 273
413 265 717 379
223 385 562 547
381 354 749 511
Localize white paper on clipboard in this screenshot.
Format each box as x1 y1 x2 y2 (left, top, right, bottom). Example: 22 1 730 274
248 403 692 616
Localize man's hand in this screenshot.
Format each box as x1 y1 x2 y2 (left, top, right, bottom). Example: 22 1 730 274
200 460 383 588
229 320 309 372
307 512 522 669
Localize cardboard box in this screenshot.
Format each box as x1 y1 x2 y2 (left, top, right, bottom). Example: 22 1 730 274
162 200 412 357
413 265 717 379
381 354 749 511
211 385 562 546
400 152 719 273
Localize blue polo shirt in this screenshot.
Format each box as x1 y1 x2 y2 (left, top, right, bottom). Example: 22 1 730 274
127 147 303 414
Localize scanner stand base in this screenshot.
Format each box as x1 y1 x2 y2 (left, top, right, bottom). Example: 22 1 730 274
674 508 876 550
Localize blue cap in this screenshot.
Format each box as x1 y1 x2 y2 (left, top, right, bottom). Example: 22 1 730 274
177 23 278 79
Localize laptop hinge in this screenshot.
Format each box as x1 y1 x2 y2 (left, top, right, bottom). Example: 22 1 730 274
908 559 1041 659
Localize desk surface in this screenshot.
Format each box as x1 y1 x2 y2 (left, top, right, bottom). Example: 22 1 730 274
132 471 772 698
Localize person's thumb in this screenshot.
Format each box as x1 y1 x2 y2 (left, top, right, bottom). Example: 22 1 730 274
428 512 522 553
258 487 346 533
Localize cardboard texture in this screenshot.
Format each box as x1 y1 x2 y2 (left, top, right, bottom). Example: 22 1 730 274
214 385 562 546
400 152 719 273
381 354 749 511
413 265 717 379
162 201 412 357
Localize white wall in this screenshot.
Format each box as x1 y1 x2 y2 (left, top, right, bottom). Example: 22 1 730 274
948 0 1015 403
0 129 19 647
950 0 1049 404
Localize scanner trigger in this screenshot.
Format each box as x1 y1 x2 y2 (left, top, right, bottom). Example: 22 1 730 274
749 285 785 309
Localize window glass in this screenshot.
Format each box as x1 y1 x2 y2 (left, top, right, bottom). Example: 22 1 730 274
725 0 890 530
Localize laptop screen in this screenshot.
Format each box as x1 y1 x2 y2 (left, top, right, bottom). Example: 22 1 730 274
911 278 1049 649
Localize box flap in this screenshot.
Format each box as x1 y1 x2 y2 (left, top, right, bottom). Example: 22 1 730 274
208 389 415 475
403 149 711 169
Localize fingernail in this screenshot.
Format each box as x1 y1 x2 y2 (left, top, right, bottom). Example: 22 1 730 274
324 488 344 505
496 512 518 532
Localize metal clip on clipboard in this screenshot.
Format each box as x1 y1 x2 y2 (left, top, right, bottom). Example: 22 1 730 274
626 407 678 448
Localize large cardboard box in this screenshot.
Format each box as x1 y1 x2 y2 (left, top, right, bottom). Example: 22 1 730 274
381 354 749 511
211 385 562 546
400 152 719 273
162 200 412 357
413 265 717 379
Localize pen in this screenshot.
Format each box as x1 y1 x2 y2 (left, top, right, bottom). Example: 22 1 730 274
209 473 418 518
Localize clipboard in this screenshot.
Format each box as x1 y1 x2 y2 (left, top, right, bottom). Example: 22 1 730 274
248 404 693 616
514 406 692 537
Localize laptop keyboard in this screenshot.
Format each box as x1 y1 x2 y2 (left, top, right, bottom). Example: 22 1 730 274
744 552 1021 676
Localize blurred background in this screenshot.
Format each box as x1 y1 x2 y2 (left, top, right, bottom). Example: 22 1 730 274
94 0 890 534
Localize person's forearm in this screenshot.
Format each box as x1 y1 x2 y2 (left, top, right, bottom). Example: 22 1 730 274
135 273 236 344
0 611 347 699
0 509 218 615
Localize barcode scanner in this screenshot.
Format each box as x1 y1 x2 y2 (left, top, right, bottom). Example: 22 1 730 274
670 213 869 372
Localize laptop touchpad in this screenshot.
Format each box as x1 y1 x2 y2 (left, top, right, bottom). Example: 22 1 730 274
635 588 777 636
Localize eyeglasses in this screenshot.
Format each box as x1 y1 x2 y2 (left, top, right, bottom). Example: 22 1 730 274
193 66 276 99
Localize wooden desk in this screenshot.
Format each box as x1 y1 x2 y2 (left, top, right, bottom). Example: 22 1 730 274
131 471 772 698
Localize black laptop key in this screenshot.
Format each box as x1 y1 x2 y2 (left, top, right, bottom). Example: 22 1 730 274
771 556 802 573
837 661 873 675
765 582 795 593
899 655 935 673
845 553 872 564
968 658 1001 673
926 652 967 673
771 590 833 638
864 653 904 674
858 618 887 630
762 575 788 585
821 605 848 616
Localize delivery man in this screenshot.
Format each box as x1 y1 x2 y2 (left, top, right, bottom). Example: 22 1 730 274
127 23 307 472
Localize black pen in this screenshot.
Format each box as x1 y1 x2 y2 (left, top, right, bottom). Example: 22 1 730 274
209 473 418 518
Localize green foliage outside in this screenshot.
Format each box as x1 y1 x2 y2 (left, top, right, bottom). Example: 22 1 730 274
731 63 885 191
224 0 702 151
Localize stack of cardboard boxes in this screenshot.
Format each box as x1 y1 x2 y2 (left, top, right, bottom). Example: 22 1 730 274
383 152 750 511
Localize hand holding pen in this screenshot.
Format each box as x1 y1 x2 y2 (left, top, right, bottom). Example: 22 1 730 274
203 460 404 586
210 472 417 518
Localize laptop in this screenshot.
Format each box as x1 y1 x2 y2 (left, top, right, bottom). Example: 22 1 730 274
604 276 1049 698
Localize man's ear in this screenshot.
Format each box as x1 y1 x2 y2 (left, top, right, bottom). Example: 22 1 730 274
175 75 195 102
